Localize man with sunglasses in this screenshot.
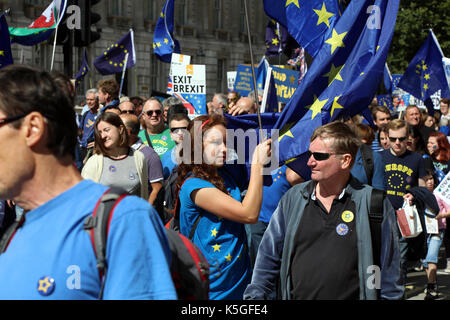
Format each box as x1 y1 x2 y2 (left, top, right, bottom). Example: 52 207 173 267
381 119 427 286
119 101 136 116
138 98 176 159
245 121 403 300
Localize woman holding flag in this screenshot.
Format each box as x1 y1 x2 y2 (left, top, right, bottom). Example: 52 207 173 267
176 114 271 299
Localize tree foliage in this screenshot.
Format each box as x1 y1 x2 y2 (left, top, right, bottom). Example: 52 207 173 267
388 0 450 74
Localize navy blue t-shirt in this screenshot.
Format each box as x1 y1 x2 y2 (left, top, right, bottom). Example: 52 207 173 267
381 149 426 209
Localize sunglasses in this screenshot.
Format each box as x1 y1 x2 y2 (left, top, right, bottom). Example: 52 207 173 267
307 150 339 161
120 110 135 115
388 136 407 142
170 126 187 133
0 113 29 127
145 110 162 117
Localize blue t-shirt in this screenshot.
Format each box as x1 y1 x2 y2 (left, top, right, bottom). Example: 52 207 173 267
259 165 291 223
179 170 251 300
381 149 427 210
0 180 176 300
79 111 98 148
161 147 177 180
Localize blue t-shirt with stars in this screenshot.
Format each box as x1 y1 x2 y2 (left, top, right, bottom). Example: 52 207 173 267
179 169 251 300
381 149 426 210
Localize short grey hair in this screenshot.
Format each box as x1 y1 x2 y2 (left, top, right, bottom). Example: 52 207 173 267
214 93 228 107
85 88 98 96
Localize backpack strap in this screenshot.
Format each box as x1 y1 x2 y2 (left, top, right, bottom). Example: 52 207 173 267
144 130 154 148
83 187 129 299
360 144 374 186
0 214 25 254
369 188 385 299
167 173 202 240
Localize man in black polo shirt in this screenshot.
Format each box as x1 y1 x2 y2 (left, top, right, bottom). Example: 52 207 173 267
244 121 403 300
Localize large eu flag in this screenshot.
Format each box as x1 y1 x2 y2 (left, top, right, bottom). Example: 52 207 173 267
0 13 13 69
274 0 400 168
153 0 180 63
397 30 450 114
93 29 136 75
263 0 340 58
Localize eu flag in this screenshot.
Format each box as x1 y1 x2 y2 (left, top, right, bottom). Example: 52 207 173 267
93 29 136 75
397 30 450 115
263 0 340 58
153 0 180 63
265 19 298 58
0 14 13 69
274 0 400 166
74 48 89 87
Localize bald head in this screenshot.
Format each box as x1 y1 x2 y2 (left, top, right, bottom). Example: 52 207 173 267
237 97 257 114
119 101 136 115
120 113 140 136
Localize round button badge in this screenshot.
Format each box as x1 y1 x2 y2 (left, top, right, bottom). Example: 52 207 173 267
341 210 354 223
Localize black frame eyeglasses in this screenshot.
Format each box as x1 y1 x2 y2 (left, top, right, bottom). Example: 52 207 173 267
145 110 162 117
388 136 407 143
307 150 340 161
170 126 187 133
0 113 29 127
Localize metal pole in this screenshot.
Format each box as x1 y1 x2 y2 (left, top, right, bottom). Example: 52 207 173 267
243 0 263 138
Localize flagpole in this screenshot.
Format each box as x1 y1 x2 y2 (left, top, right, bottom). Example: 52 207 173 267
243 0 263 138
119 53 129 97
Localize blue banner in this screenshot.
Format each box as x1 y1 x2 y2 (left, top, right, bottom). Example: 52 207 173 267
271 66 299 104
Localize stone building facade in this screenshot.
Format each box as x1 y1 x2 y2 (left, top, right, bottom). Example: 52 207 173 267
1 0 267 102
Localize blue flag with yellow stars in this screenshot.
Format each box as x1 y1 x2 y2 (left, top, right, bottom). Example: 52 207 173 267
0 13 13 69
93 29 136 75
397 30 450 115
74 49 89 87
153 0 180 63
263 0 340 58
265 19 299 58
273 0 400 167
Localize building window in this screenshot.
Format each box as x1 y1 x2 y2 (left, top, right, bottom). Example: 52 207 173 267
240 1 247 33
177 0 189 26
214 0 222 30
146 0 157 20
150 58 159 91
110 0 123 16
217 58 226 92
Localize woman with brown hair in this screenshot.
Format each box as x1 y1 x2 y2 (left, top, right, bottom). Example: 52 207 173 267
427 131 450 182
81 112 149 199
176 113 271 299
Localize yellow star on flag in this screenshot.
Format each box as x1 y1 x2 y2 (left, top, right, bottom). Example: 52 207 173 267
225 253 232 262
156 42 161 48
211 228 218 237
285 0 300 8
323 63 344 86
423 83 429 90
278 122 295 142
313 2 335 28
422 64 428 71
164 38 169 44
424 73 430 80
325 29 347 54
271 38 279 46
153 43 156 49
0 50 4 56
330 96 344 118
306 96 328 120
212 243 221 252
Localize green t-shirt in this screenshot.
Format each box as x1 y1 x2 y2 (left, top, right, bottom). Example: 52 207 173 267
138 128 175 159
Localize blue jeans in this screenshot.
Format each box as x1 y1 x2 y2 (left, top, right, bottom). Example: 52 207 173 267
422 230 445 268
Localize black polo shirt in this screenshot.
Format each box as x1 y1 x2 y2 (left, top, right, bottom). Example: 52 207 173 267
290 183 359 300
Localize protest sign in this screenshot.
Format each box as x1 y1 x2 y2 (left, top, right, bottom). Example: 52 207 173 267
171 64 206 115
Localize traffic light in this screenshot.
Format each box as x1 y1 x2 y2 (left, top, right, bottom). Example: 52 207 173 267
74 0 101 47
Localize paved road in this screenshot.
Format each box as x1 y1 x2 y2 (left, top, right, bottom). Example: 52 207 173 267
406 249 450 300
